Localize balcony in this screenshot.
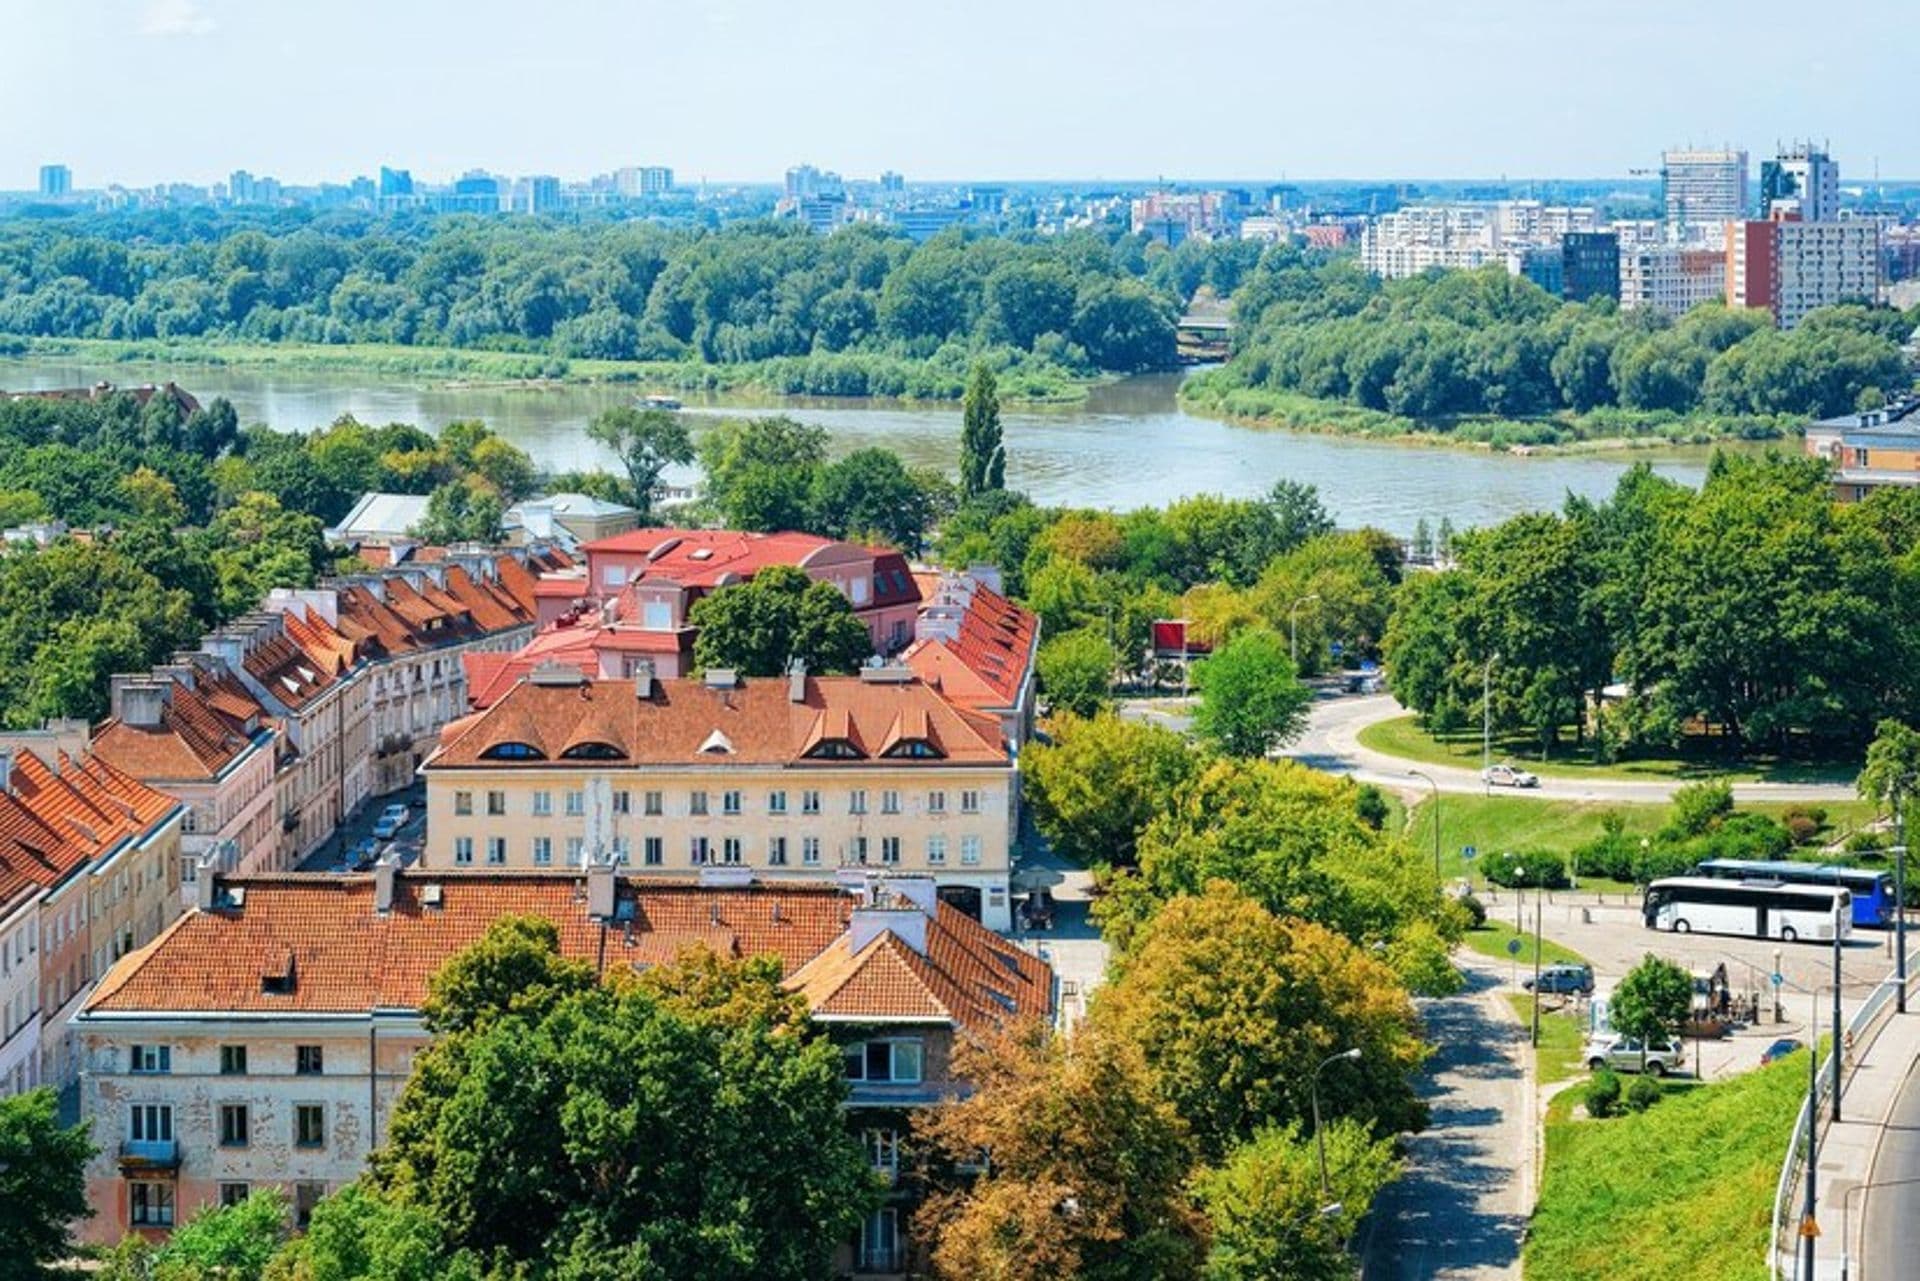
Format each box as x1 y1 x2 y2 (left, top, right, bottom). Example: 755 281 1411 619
845 1079 949 1109
118 1138 180 1170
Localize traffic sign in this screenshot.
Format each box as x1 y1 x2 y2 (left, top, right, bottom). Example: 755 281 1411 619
1799 1214 1820 1239
1772 972 1785 988
1462 845 1478 861
1330 641 1344 658
1506 938 1523 956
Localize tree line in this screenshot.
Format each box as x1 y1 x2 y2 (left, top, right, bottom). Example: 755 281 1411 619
1188 250 1916 438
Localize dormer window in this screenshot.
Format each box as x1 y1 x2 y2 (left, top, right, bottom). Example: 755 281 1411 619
560 742 625 760
805 739 862 760
698 729 734 755
480 742 546 761
881 739 943 760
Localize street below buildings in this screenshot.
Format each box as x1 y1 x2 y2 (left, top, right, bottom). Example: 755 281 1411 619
293 781 425 873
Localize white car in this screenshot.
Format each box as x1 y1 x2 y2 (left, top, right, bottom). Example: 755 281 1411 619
371 804 410 840
1483 762 1540 789
1583 1036 1686 1076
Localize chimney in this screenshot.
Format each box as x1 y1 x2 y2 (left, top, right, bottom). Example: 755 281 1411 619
632 659 654 700
587 860 616 920
119 682 168 728
374 859 397 913
787 658 808 703
704 668 738 690
848 885 931 957
195 865 220 912
0 749 12 796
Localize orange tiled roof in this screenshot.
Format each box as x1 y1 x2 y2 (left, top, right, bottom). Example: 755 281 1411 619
903 583 1037 710
429 674 1007 769
0 747 178 909
243 633 335 711
82 872 1051 1033
92 672 269 783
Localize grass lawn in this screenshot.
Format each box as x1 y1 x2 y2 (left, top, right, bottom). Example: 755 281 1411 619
1361 713 1856 786
1461 922 1589 970
1406 793 1879 885
1502 993 1587 1085
1524 1055 1805 1281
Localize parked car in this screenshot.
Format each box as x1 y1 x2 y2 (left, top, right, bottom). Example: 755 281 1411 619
1761 1037 1806 1066
348 837 379 870
371 804 410 840
1583 1036 1686 1076
1523 964 1595 996
1483 762 1540 789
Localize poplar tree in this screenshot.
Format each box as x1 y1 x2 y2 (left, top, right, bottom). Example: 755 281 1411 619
960 363 1005 501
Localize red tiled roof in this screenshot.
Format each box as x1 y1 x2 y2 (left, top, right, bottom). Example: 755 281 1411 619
903 583 1037 710
82 872 1051 1034
430 674 1007 768
242 633 335 711
0 747 178 909
583 529 872 591
92 672 269 783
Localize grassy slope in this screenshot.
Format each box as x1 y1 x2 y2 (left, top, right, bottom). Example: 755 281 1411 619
1461 922 1588 970
1360 714 1855 787
1524 1055 1805 1281
1502 993 1586 1085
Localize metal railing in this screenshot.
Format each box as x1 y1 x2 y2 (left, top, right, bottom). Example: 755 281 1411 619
1769 960 1909 1279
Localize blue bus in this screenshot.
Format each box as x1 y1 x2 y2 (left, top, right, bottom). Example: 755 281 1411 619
1692 859 1895 929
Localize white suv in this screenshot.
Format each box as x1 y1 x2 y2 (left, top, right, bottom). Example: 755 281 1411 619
1583 1036 1686 1076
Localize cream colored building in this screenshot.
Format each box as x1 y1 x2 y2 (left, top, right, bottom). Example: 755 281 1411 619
421 667 1016 931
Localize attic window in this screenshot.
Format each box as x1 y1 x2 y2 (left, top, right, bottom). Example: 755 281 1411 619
882 739 944 759
984 987 1018 1014
688 548 714 560
261 949 297 995
991 951 1025 979
480 741 547 761
698 729 735 755
804 739 862 760
561 741 626 760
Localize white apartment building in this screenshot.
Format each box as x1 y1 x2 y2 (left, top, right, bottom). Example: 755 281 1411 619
1619 243 1727 317
1663 148 1749 228
1776 220 1882 329
1359 202 1597 279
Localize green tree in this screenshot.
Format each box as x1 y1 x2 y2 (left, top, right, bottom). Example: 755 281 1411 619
1190 627 1310 758
1610 954 1693 1069
1037 627 1116 719
263 1183 462 1281
207 491 331 619
411 478 504 545
1266 479 1336 553
104 1189 289 1281
959 363 1005 502
808 447 937 552
0 1087 94 1278
1196 1119 1399 1281
585 406 693 520
697 416 828 532
689 563 872 677
1021 713 1196 868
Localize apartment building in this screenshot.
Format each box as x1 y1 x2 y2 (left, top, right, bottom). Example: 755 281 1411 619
1727 217 1881 329
1661 148 1749 228
1804 399 1920 501
71 866 1051 1268
1358 202 1599 280
92 659 280 882
901 569 1041 748
1619 243 1727 317
421 666 1016 930
0 739 182 1092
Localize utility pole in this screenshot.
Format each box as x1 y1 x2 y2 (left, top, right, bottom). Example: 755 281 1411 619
1833 901 1844 1123
1801 987 1819 1281
1899 782 1909 1015
1532 879 1544 1046
1482 650 1499 786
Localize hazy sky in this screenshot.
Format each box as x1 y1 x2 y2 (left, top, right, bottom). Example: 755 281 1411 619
2 0 1910 188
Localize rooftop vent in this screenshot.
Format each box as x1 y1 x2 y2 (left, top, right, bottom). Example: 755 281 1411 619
688 547 714 561
420 883 444 909
704 668 738 689
530 662 587 687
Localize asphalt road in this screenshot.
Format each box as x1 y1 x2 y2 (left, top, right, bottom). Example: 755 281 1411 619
294 781 426 872
1861 1053 1920 1279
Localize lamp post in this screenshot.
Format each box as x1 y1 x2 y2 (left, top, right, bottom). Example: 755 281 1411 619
1290 594 1321 671
1897 780 1910 1015
1833 899 1845 1123
1802 984 1820 1281
1408 770 1440 880
1482 650 1500 787
1311 1047 1363 1206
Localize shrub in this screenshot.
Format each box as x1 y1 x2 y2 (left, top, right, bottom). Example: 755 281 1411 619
1668 780 1734 838
1573 832 1638 882
1586 1069 1621 1119
1624 1075 1663 1113
1484 849 1568 889
1631 842 1697 885
1354 783 1389 831
1455 892 1489 929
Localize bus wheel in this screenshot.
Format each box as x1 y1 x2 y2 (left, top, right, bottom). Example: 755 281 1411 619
1673 919 1691 933
1781 926 1798 943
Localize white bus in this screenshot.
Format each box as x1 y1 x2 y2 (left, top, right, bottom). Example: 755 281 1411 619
1642 877 1851 944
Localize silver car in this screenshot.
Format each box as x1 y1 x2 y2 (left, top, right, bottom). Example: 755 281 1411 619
1483 762 1541 788
1583 1036 1686 1076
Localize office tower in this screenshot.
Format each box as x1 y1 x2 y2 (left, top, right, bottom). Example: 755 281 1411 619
378 166 414 198
1661 148 1749 225
1760 143 1839 222
38 164 71 197
1560 232 1621 302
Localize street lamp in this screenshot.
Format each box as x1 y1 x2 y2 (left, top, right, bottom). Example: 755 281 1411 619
1482 650 1500 786
1408 770 1440 880
1895 778 1911 1015
1289 594 1321 671
1311 1047 1363 1205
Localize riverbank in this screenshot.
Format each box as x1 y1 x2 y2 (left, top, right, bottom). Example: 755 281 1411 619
0 334 1103 405
1178 374 1802 453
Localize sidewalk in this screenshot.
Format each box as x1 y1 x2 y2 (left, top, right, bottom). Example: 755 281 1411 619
1800 1001 1920 1278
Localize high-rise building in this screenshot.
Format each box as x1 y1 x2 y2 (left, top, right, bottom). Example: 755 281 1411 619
880 170 905 194
519 175 561 214
38 164 71 197
378 166 413 198
1561 231 1621 302
785 164 842 201
615 166 674 198
1727 217 1880 329
228 170 257 204
1620 243 1726 317
1661 148 1748 227
1760 144 1839 223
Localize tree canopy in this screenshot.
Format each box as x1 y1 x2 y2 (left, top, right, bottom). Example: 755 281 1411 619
1190 627 1312 758
0 1087 93 1279
688 563 873 677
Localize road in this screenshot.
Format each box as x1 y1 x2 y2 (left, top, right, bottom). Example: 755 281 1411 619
294 780 426 872
1861 1050 1920 1279
1360 965 1528 1281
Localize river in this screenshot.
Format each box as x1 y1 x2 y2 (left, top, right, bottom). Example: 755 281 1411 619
0 359 1723 535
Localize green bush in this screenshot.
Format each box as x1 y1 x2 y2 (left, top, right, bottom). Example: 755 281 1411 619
1586 1069 1622 1119
1574 832 1639 881
1624 1076 1663 1113
1667 780 1734 838
1455 892 1489 929
1631 842 1696 885
1484 848 1568 889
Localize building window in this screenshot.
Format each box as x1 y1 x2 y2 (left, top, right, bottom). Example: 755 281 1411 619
220 1104 250 1148
722 790 742 816
850 836 868 865
130 1044 171 1074
880 836 901 865
961 790 981 815
219 1045 247 1075
295 1104 325 1149
801 790 821 815
768 790 787 815
130 1181 175 1227
689 790 709 817
690 836 709 865
858 1208 900 1273
842 1039 923 1084
721 837 742 865
768 836 788 866
565 791 585 817
928 790 946 815
849 790 868 815
802 837 821 866
218 1182 250 1209
293 1182 325 1229
130 1103 172 1144
644 791 663 817
612 790 631 815
611 837 631 865
532 837 552 866
927 835 947 865
454 837 473 865
881 790 900 815
532 791 553 817
486 837 506 866
453 790 473 816
487 791 505 816
644 836 663 867
296 1045 324 1075
961 836 982 866
865 1128 900 1179
566 837 585 866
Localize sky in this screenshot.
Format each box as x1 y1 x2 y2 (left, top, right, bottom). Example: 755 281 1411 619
1 0 1912 189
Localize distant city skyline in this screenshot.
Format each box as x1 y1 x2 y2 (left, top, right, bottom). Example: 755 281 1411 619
2 0 1914 187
